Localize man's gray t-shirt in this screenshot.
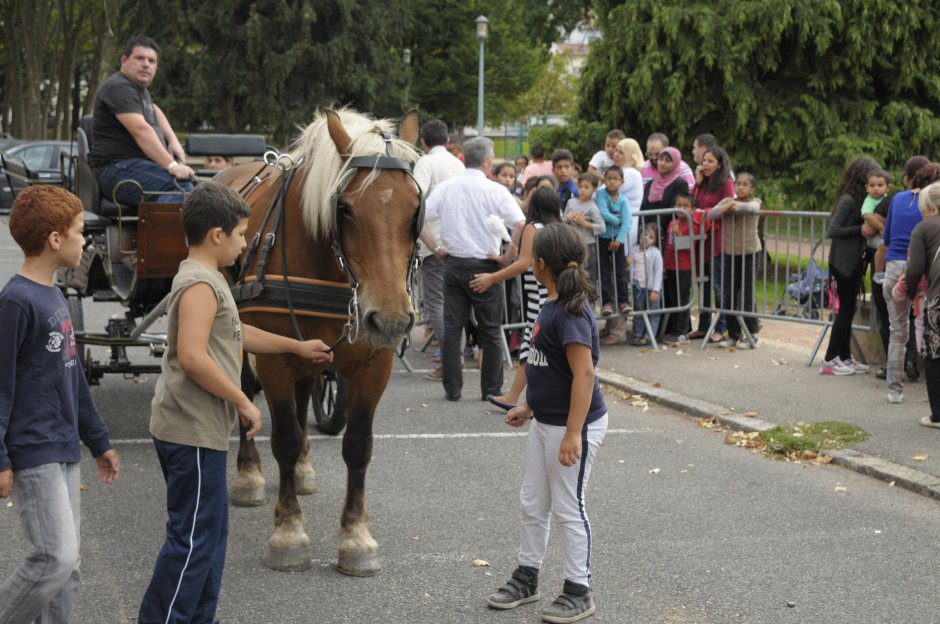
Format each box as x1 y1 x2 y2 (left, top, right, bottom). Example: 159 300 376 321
88 72 165 167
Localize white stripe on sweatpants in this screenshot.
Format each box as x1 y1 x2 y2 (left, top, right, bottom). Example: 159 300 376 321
164 448 202 624
517 413 607 587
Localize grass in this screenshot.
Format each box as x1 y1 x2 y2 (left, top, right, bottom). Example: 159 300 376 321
759 421 869 456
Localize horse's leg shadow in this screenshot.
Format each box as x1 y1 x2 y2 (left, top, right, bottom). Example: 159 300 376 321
294 376 316 495
231 356 265 507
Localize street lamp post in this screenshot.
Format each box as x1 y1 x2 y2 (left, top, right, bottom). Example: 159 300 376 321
475 15 489 139
403 47 412 105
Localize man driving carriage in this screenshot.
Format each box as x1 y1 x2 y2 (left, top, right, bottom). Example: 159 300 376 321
88 36 195 205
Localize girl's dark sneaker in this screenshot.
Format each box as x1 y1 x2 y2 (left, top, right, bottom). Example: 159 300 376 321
487 567 540 610
540 582 595 623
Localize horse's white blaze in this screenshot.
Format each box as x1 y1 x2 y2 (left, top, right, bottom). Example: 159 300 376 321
378 188 393 205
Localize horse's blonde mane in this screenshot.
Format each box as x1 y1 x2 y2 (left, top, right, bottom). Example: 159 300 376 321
291 107 420 239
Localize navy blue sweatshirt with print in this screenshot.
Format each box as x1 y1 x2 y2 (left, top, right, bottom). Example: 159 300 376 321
0 275 112 472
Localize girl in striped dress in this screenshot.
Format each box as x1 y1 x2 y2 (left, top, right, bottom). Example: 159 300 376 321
470 187 561 407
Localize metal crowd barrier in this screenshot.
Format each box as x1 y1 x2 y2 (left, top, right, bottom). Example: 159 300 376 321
695 209 876 365
497 207 698 364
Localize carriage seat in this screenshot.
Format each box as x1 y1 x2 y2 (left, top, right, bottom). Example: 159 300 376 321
76 116 137 219
184 134 267 159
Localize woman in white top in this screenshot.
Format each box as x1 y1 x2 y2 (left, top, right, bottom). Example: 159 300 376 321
614 138 645 252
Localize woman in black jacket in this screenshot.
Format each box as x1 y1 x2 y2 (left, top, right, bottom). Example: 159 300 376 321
821 156 880 375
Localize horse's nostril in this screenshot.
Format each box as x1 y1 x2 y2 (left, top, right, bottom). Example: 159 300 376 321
364 311 381 332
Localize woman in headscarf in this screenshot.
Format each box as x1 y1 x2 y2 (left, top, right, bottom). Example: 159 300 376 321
640 146 690 235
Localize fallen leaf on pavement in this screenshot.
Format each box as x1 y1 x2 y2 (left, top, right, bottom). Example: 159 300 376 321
913 454 928 461
742 411 758 418
652 382 662 388
618 460 625 464
472 559 490 567
420 403 428 408
889 481 896 487
5 502 11 508
649 468 661 474
770 359 780 366
834 486 848 493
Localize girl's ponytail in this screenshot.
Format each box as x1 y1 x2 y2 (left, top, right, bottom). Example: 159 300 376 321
533 223 595 317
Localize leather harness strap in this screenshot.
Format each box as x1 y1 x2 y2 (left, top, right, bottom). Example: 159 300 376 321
230 145 423 349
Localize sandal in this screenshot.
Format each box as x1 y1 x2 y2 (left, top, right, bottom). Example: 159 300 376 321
619 303 632 314
601 304 614 316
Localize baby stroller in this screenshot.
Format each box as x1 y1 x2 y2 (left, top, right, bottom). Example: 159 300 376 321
776 241 831 319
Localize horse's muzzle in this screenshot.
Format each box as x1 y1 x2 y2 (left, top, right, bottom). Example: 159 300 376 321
361 309 416 348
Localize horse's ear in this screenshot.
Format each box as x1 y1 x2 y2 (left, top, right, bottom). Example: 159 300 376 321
326 109 353 157
399 109 420 146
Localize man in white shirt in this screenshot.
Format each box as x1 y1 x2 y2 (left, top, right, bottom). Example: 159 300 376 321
424 138 526 401
640 132 696 187
413 119 465 379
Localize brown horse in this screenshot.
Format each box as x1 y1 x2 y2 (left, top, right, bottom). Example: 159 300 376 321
215 108 421 574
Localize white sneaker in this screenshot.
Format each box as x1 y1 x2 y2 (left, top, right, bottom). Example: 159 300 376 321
842 357 869 373
819 358 854 376
718 338 735 348
888 390 904 404
736 337 758 349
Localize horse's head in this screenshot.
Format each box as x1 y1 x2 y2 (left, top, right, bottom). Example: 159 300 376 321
295 108 421 349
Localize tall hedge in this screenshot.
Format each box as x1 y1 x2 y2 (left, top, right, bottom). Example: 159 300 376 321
578 0 940 210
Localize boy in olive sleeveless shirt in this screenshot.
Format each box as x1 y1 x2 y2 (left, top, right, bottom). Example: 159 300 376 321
138 183 333 624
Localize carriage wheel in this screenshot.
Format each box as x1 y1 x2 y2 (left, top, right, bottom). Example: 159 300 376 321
311 371 348 435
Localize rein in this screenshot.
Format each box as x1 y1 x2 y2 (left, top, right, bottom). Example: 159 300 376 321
231 136 424 353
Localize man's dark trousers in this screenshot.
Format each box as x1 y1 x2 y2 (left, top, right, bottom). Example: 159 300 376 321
443 257 504 399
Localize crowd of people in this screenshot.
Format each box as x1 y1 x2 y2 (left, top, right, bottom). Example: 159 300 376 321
822 155 940 429
416 122 764 403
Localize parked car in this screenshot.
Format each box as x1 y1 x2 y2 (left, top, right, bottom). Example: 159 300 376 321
1 140 76 211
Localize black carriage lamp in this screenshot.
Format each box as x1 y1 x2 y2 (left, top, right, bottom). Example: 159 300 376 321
402 47 412 67
475 15 489 138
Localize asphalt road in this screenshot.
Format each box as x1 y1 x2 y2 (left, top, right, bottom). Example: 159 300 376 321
2 217 940 623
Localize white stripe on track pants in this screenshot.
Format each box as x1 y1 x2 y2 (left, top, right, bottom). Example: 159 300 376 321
518 414 608 587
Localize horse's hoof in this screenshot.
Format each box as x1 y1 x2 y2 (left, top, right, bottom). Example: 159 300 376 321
266 544 312 571
230 473 265 507
336 550 381 577
266 530 312 571
294 469 317 495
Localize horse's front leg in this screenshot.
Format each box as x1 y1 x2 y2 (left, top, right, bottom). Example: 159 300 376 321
258 358 312 571
231 356 265 506
293 376 317 495
336 355 392 576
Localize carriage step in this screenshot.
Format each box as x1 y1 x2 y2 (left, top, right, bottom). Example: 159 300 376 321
92 290 120 301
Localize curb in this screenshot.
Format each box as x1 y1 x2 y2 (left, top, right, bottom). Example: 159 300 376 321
597 368 940 503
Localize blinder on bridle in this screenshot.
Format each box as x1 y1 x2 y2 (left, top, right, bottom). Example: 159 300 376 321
328 148 426 294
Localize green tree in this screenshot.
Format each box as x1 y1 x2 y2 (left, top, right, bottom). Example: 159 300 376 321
403 0 546 131
578 0 940 210
517 0 592 51
126 0 411 144
512 51 578 120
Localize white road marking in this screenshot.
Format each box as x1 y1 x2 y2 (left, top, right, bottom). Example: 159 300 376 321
108 428 650 445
